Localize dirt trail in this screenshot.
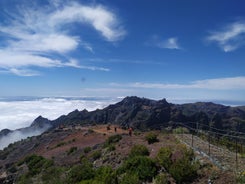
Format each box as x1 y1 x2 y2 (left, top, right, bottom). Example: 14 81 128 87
176 134 245 171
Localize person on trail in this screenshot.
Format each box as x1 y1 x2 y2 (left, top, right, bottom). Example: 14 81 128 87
107 124 111 131
128 127 133 136
114 126 117 132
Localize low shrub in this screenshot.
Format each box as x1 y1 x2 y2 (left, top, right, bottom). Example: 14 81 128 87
154 173 169 184
67 146 77 155
171 145 198 183
173 127 189 134
237 171 245 184
145 132 159 144
42 166 65 184
155 147 172 170
129 144 149 157
91 150 102 160
84 146 92 153
119 173 140 184
94 166 117 183
104 134 122 147
169 157 198 183
24 154 54 176
119 156 157 182
107 144 116 152
56 142 66 147
67 159 95 184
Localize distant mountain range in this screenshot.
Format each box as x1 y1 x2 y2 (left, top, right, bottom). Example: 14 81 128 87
1 96 245 148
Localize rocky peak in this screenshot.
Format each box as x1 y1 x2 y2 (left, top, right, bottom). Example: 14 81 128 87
0 129 12 138
30 116 52 129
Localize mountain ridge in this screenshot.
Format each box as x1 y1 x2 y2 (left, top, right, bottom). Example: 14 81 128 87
34 96 245 132
1 96 245 143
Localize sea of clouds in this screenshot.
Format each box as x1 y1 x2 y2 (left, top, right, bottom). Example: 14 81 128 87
0 97 118 149
0 97 118 131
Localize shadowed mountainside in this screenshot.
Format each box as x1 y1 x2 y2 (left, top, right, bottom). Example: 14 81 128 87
1 96 245 141
43 96 245 132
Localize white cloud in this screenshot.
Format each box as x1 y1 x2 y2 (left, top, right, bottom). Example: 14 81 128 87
206 21 245 52
148 35 181 50
0 97 115 131
158 37 181 49
0 1 125 76
50 2 126 42
111 76 245 90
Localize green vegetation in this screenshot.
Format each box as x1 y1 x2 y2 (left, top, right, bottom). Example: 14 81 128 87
129 144 149 157
103 134 122 153
145 132 159 144
153 173 169 184
42 166 65 184
67 158 95 184
155 145 199 184
91 150 102 160
17 154 59 184
173 127 189 134
84 146 92 153
118 156 158 181
119 173 140 184
104 134 122 147
14 132 201 184
56 141 66 147
155 147 172 170
23 154 54 176
237 171 245 184
67 146 78 155
107 144 116 152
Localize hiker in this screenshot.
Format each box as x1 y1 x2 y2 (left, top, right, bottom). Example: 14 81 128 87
128 127 133 136
107 124 111 131
114 126 117 132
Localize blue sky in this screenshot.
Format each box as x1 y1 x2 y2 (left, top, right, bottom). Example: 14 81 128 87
0 0 245 103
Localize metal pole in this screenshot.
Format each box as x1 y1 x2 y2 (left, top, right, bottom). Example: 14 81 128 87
236 138 238 170
192 133 194 147
208 131 210 156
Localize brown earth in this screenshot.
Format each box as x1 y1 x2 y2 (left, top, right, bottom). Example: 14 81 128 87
0 125 241 183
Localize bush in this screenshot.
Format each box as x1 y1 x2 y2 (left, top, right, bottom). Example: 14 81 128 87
169 146 198 183
129 145 149 157
173 127 189 134
17 175 32 184
119 173 140 184
56 142 66 147
24 154 54 176
145 132 158 144
154 173 169 184
119 156 157 182
42 166 65 184
94 166 117 184
67 146 77 155
107 144 116 152
155 147 172 170
237 171 245 184
104 134 122 147
91 150 102 160
84 146 92 153
67 159 95 184
169 157 198 183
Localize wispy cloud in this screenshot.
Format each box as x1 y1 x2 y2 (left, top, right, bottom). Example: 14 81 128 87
111 76 245 90
0 1 125 76
147 35 181 50
206 20 245 52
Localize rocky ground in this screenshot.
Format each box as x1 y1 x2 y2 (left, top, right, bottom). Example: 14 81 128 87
0 125 242 183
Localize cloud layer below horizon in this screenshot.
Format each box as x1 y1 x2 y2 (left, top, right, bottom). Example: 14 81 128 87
0 98 114 131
